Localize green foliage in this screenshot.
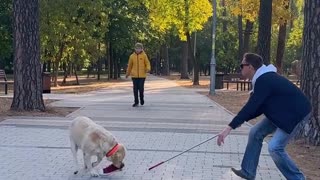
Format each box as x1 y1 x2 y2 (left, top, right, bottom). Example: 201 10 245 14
283 15 303 71
226 0 259 22
147 0 212 41
216 32 239 73
107 1 148 50
0 0 305 75
224 0 303 73
215 1 241 72
0 0 12 69
273 0 303 72
105 0 161 66
227 0 292 24
40 0 110 68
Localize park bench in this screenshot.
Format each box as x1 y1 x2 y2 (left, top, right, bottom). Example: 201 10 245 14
0 69 14 94
222 73 252 91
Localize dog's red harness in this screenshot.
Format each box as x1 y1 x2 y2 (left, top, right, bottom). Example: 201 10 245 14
106 143 119 157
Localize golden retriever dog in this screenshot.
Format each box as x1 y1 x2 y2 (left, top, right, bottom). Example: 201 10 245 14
69 116 126 177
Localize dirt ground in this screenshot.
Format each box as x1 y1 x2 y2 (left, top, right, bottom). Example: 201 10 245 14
0 75 122 121
0 74 319 179
0 98 78 121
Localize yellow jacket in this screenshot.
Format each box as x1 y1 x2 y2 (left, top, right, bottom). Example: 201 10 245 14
126 51 151 78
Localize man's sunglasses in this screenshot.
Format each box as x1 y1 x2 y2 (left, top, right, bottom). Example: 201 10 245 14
240 63 250 69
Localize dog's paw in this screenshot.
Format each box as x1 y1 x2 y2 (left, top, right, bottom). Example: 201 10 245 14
73 168 86 175
90 169 99 177
73 168 82 175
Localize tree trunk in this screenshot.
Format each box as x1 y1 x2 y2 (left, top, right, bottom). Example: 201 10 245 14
53 61 59 87
62 61 67 85
74 64 79 85
275 1 289 74
243 20 253 53
221 0 228 60
257 0 273 65
165 45 170 76
275 23 287 74
53 42 64 87
180 41 189 79
47 60 51 72
221 0 227 32
97 57 102 80
11 0 45 111
110 48 115 79
107 42 111 80
87 63 92 78
161 44 170 76
296 0 320 145
113 54 118 80
186 32 199 85
0 57 4 69
156 52 160 75
97 43 102 80
238 15 244 63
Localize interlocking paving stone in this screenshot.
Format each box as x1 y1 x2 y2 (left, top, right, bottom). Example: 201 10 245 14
0 75 285 180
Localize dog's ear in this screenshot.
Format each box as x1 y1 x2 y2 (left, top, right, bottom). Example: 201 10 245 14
90 132 100 143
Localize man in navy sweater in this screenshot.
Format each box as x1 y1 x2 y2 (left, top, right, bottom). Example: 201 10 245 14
217 53 311 180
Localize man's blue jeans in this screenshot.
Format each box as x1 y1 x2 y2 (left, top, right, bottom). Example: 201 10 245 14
240 115 309 180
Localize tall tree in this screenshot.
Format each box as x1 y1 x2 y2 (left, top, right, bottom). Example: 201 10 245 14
275 25 287 74
282 0 303 71
227 0 293 65
160 44 170 76
257 0 273 64
11 0 45 111
274 0 290 74
238 15 243 63
227 0 259 62
40 0 109 86
243 20 253 53
297 0 320 145
146 0 212 81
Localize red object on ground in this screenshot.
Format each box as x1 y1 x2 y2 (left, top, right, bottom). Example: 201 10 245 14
103 163 124 174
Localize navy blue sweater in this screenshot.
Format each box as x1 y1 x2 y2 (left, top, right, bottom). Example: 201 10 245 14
229 72 311 134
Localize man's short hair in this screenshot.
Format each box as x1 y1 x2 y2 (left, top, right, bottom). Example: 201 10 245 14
243 53 263 70
135 43 143 49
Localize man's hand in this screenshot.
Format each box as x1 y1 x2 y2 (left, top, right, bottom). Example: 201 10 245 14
217 126 232 146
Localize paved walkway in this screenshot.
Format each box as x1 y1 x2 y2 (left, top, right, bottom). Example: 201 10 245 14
0 75 285 180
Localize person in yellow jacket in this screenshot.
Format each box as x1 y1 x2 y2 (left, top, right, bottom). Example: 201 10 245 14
126 43 151 107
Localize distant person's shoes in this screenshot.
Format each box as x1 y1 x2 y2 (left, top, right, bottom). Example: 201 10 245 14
140 99 144 105
231 168 254 180
132 103 138 107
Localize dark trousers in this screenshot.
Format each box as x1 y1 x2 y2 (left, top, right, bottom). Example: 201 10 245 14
132 78 145 104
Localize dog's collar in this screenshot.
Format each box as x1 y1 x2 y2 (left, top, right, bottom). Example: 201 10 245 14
106 143 119 157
